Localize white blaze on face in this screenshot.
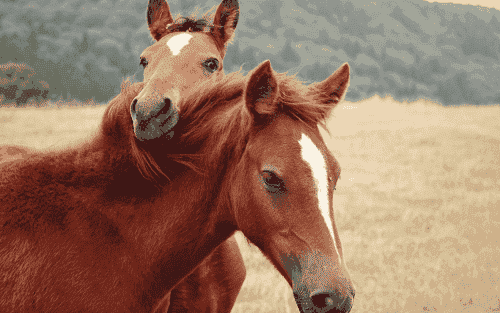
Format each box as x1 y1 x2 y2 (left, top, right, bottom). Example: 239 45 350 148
166 33 193 56
298 133 340 262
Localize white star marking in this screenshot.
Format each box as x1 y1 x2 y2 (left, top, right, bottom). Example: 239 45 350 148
166 33 193 56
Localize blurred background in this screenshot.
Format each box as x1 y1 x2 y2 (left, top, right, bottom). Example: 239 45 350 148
1 1 499 312
1 0 500 106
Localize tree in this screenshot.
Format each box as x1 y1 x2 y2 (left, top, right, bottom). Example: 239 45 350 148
0 62 50 106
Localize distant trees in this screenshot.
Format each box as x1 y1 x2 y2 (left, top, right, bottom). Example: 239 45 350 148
0 62 50 107
0 0 151 104
1 0 500 105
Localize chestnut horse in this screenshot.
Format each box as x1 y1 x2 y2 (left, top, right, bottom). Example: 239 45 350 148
1 0 244 312
0 59 355 312
132 0 245 311
138 60 356 313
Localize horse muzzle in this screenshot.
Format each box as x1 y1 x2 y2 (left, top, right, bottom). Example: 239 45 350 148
130 96 179 141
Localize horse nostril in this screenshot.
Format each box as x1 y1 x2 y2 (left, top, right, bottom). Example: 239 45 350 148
163 97 172 112
311 292 346 311
131 99 138 113
312 293 333 309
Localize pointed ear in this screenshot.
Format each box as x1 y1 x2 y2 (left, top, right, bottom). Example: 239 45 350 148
312 63 350 119
245 60 279 119
213 0 239 46
147 0 174 41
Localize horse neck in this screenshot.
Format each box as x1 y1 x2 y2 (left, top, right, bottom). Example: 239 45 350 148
54 137 237 296
124 167 237 302
91 96 240 296
91 125 239 297
141 101 250 284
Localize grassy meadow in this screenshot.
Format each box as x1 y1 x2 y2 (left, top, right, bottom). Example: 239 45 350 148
1 96 499 312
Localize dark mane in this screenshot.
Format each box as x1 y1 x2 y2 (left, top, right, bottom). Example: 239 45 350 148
100 78 210 185
100 79 170 185
166 17 213 33
178 70 334 137
157 8 232 55
112 69 337 184
164 70 335 174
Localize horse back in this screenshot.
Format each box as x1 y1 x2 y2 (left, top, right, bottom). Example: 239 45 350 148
0 148 143 312
0 148 82 232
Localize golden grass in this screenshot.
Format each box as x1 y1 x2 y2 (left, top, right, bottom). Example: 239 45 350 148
0 101 107 150
233 95 500 313
1 95 499 312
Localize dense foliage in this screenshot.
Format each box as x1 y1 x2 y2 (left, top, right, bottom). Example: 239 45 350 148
0 62 50 106
0 0 153 105
1 0 500 106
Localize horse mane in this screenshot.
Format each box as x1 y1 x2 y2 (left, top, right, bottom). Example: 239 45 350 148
100 78 171 185
166 16 213 33
102 69 336 185
168 69 335 175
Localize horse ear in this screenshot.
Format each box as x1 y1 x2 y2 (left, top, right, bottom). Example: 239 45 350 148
213 0 239 45
312 63 350 119
147 0 174 41
245 60 279 119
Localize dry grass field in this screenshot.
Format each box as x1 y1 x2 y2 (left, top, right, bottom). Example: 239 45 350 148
1 96 499 312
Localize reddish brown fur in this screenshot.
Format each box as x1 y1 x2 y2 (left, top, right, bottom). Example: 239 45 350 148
0 1 244 311
164 62 354 312
155 64 350 178
135 1 245 311
0 60 354 313
0 82 244 313
0 81 237 312
167 236 245 312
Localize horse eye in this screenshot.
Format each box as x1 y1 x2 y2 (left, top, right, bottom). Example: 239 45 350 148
202 58 219 73
262 171 283 191
139 57 148 68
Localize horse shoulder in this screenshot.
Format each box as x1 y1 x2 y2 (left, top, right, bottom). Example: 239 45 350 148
0 149 140 311
0 150 90 233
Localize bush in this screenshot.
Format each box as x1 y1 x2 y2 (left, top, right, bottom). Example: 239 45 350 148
0 62 50 107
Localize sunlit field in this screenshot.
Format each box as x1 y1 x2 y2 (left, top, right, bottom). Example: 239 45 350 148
1 96 499 312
